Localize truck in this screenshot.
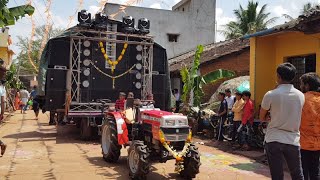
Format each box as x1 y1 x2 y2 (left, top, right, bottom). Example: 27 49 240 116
37 12 171 140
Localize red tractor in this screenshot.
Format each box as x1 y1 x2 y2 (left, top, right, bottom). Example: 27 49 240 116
100 101 201 179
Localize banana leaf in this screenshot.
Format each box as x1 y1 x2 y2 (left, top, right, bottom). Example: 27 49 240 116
0 0 34 27
203 69 236 84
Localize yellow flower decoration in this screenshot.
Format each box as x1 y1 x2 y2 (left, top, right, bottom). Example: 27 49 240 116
99 41 129 74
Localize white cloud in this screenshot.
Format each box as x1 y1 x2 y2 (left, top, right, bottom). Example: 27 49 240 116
272 5 289 17
88 5 100 16
149 3 161 9
216 8 235 42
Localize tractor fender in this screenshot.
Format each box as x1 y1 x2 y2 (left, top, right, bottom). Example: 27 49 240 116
107 112 129 145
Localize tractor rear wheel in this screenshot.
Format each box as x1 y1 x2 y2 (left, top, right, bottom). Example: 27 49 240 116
180 144 201 179
80 118 92 140
101 116 121 163
128 140 150 180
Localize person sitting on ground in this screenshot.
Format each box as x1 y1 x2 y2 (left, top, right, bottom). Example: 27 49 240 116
115 92 126 111
231 91 245 145
239 90 254 151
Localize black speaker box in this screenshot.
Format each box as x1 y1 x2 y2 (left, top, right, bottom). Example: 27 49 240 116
46 69 67 91
48 38 70 68
45 90 66 111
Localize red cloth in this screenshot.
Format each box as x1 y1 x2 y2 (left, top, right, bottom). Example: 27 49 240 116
242 99 254 125
115 99 125 111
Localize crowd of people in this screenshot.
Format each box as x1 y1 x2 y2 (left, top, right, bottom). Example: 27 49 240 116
14 85 39 119
259 63 320 180
213 62 320 180
215 88 254 150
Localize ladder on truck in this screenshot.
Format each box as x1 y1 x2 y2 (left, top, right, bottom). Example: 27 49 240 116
105 23 117 69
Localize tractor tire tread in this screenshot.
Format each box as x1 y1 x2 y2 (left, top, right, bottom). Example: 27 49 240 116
102 117 121 163
180 144 201 179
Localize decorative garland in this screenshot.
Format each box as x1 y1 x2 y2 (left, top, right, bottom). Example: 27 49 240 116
91 62 135 89
159 130 192 172
99 42 128 74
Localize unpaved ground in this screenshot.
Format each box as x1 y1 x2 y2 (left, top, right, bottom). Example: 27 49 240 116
0 111 290 180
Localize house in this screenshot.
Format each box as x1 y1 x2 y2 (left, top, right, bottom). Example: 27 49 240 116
0 27 14 68
245 6 320 107
104 0 216 59
169 38 250 102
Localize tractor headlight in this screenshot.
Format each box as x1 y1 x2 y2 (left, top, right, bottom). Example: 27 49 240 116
165 119 175 126
177 119 188 126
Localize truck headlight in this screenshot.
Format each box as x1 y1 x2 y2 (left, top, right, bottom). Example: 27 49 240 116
165 119 175 126
177 119 188 126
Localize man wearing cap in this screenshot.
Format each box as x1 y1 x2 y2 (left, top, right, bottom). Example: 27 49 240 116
115 92 126 111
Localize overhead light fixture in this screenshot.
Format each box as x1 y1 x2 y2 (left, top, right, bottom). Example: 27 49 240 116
94 13 108 30
122 16 135 33
78 10 92 28
138 18 150 34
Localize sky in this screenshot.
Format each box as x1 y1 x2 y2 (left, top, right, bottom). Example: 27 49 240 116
6 0 320 56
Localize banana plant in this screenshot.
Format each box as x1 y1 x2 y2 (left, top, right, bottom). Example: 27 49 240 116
0 0 35 27
180 45 235 107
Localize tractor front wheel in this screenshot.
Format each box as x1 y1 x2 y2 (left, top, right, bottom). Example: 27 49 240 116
128 140 150 179
180 144 201 179
101 116 121 163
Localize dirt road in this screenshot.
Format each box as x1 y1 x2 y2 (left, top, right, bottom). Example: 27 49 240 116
0 111 288 179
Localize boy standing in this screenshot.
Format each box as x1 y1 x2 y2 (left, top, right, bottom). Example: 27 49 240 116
239 91 254 150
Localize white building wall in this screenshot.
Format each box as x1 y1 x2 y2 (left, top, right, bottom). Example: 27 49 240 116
104 0 216 59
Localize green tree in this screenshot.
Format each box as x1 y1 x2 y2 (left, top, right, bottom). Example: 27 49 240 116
222 1 277 39
0 0 35 27
180 45 235 107
15 25 64 74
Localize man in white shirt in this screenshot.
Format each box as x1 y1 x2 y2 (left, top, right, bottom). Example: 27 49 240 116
225 89 235 110
260 63 305 180
19 88 30 114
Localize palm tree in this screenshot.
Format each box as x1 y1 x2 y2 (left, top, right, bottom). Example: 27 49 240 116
283 2 316 20
302 2 313 14
222 1 277 39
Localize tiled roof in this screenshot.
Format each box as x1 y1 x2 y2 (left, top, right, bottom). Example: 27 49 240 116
169 38 249 72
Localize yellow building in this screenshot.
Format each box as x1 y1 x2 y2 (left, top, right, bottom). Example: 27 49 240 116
0 27 14 68
245 8 320 107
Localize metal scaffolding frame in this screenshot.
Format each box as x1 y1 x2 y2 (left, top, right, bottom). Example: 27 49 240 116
66 27 154 114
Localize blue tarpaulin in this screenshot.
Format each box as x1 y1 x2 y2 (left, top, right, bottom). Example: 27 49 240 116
236 81 250 93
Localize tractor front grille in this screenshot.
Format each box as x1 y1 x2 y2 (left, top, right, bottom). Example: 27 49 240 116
161 127 189 142
164 134 188 142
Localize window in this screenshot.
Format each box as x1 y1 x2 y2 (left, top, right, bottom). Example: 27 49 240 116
287 54 316 89
168 34 179 42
